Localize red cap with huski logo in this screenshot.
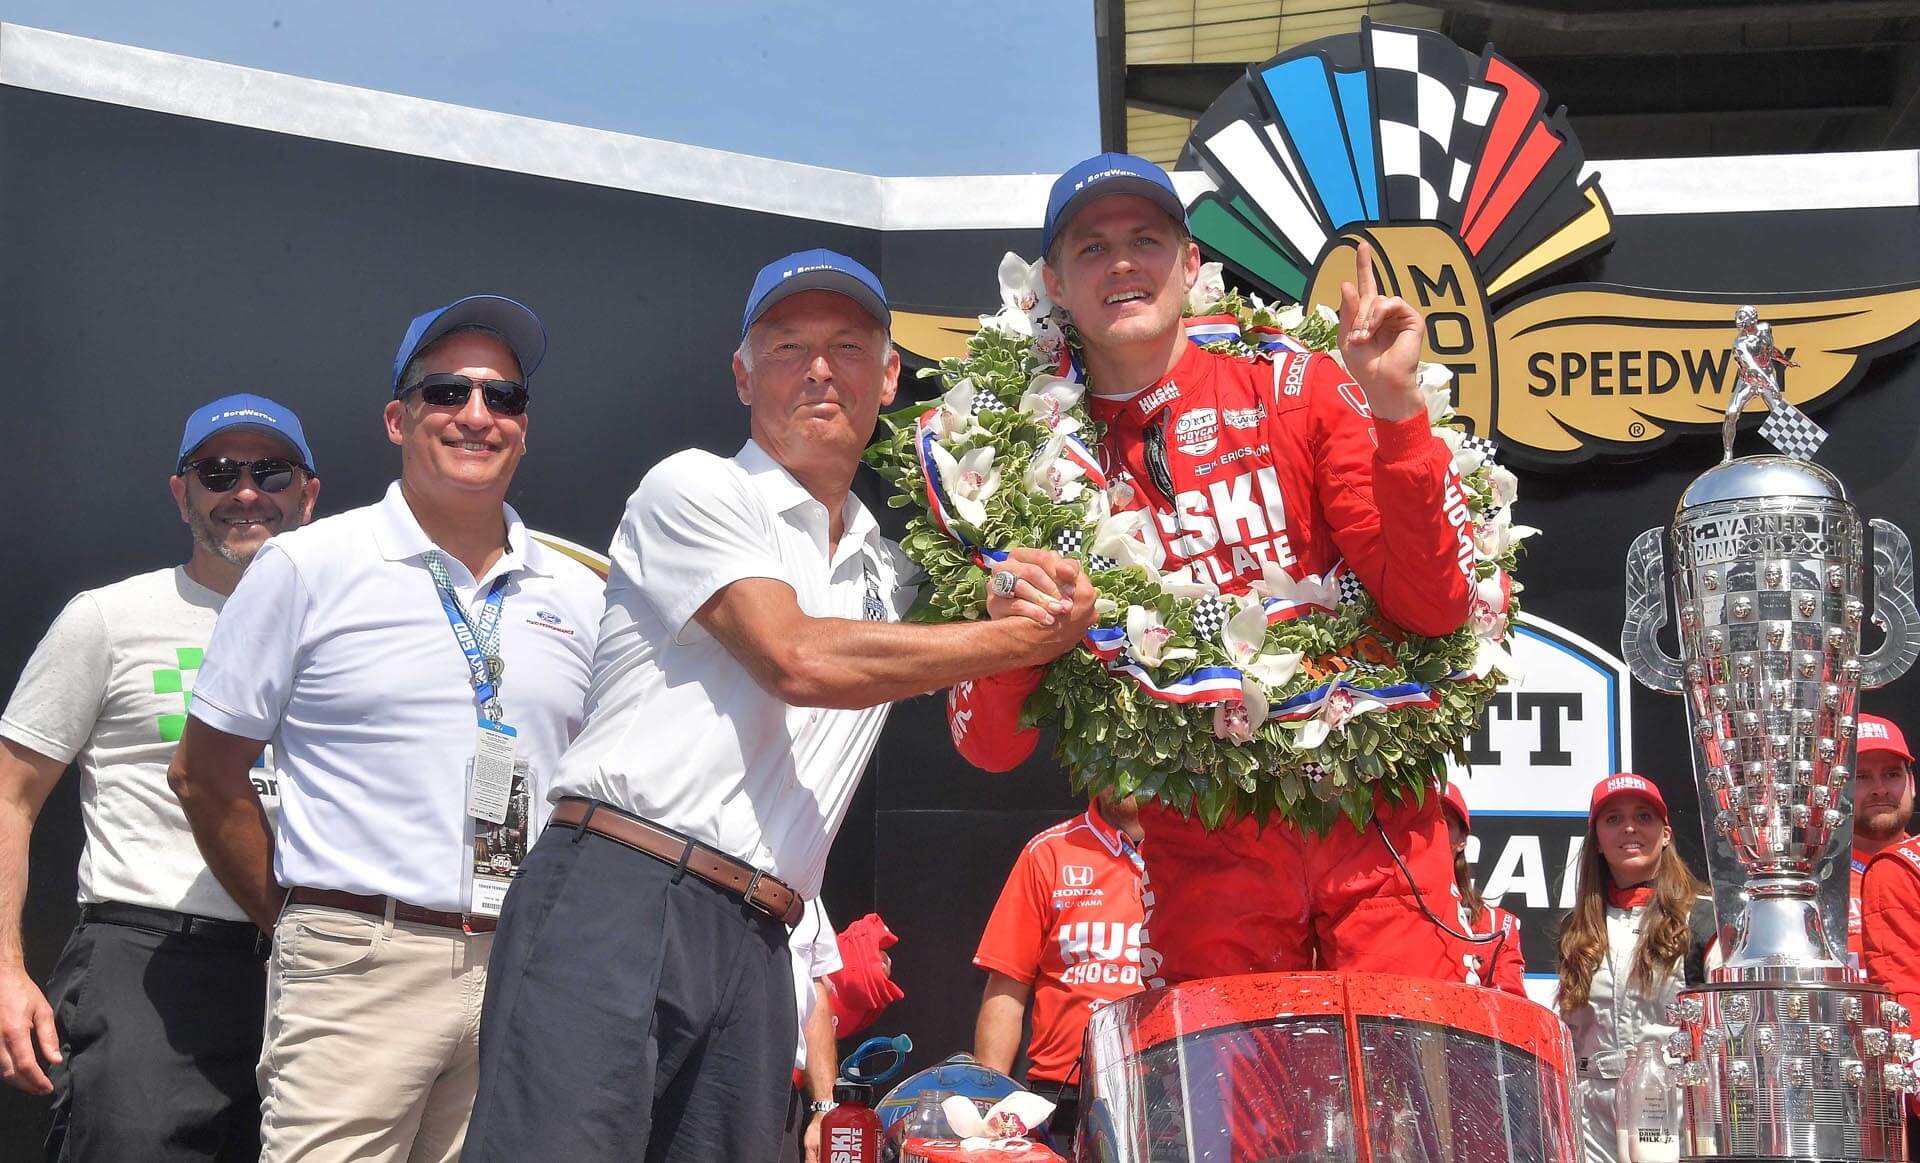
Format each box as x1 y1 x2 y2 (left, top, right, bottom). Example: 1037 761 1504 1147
1590 772 1667 821
1858 713 1913 763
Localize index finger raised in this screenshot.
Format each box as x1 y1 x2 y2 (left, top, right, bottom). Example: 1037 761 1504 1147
1354 239 1379 302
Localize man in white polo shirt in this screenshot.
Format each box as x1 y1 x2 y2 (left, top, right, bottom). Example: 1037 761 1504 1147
465 249 1096 1162
0 394 318 1161
169 296 604 1163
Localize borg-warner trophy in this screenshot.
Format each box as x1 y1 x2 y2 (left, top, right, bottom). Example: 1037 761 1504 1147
1622 307 1920 1160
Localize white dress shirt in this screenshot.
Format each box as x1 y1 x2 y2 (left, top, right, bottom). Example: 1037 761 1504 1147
789 898 842 1071
190 482 605 913
549 439 912 899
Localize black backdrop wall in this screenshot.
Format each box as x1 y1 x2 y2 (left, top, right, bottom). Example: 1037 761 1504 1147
3 51 1920 1147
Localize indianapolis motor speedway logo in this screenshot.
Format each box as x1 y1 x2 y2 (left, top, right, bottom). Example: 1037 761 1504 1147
893 21 1920 469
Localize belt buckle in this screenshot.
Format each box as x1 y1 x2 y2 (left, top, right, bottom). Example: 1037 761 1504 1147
743 868 765 914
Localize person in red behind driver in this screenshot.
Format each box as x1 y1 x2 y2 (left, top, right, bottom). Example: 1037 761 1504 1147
949 153 1475 987
1441 781 1527 995
1850 713 1915 972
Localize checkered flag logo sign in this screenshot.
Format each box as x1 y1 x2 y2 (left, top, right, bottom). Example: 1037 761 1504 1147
1369 27 1470 221
1758 404 1829 461
970 389 1008 415
1337 569 1370 607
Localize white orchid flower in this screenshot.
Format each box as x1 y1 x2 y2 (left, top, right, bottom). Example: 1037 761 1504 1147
1251 560 1340 611
1275 303 1306 332
1019 374 1085 433
1474 511 1539 561
983 252 1050 338
1091 509 1164 573
1314 304 1339 327
1025 435 1087 504
1213 677 1268 745
1469 574 1509 640
934 379 976 439
1125 605 1193 668
1221 600 1303 688
1156 564 1218 601
1418 362 1454 422
927 442 1000 529
1470 637 1523 685
1286 685 1387 751
1486 464 1519 509
1436 427 1486 476
1186 261 1227 315
1080 485 1111 528
1093 596 1119 618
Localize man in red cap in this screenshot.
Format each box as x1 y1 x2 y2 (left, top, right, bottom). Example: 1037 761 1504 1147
1440 782 1526 995
1850 713 1915 970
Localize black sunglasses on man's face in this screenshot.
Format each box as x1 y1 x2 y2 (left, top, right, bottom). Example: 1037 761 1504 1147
179 457 309 494
403 372 530 417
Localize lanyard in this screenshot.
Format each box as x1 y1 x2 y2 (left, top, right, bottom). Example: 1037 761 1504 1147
424 550 510 722
862 558 886 622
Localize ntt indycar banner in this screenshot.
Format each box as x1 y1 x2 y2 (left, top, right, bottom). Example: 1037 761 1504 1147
1450 613 1634 1005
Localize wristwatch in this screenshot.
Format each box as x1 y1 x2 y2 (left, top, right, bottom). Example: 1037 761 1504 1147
807 1099 839 1115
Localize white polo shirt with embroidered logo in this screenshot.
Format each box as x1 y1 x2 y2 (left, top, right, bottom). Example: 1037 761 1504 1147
189 481 605 913
549 438 914 900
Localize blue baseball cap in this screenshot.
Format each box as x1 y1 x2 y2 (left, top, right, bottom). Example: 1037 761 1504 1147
177 393 315 472
391 295 546 396
1042 152 1189 255
740 249 889 340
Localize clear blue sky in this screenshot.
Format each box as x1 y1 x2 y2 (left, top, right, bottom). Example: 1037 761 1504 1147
0 1 1102 175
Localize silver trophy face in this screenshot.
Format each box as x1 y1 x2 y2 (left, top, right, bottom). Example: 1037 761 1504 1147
1670 459 1863 881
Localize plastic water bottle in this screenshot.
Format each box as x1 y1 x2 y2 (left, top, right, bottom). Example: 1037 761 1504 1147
1616 1039 1684 1162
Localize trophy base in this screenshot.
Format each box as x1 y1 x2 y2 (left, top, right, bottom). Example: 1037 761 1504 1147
1673 981 1913 1161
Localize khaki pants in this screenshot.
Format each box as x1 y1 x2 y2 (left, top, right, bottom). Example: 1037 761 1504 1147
259 903 491 1162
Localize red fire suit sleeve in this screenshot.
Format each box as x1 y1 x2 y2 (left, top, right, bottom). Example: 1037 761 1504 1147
1486 907 1528 997
1862 848 1920 1037
947 666 1047 773
1303 356 1474 638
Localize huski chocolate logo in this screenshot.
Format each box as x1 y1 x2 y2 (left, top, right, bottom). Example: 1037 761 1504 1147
1176 19 1920 468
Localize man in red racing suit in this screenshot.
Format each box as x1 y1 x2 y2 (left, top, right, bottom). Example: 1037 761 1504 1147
950 153 1477 988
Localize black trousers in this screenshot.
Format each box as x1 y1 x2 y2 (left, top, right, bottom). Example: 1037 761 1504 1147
466 818 797 1162
43 912 265 1163
1025 1076 1081 1152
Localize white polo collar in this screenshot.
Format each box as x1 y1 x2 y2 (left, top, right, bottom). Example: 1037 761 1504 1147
1083 806 1132 858
370 479 550 581
735 439 883 568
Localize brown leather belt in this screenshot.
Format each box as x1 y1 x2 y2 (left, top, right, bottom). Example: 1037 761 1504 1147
286 887 497 933
549 797 803 926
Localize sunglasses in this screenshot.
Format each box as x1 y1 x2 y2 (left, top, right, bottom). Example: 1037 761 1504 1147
180 457 309 494
404 373 530 416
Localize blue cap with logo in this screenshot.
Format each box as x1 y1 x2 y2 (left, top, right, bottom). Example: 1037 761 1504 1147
740 249 890 340
1042 152 1189 255
391 295 547 396
177 393 315 472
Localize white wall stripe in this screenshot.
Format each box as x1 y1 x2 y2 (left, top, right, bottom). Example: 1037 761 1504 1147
2 22 1914 232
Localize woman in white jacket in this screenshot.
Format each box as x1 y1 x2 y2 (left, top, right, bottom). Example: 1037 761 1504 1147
1556 774 1717 1163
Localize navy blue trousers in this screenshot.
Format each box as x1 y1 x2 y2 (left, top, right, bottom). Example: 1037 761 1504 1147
466 814 797 1162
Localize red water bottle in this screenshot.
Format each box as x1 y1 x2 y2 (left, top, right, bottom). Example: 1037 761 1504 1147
820 1082 881 1163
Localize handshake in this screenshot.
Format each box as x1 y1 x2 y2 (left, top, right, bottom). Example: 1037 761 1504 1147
985 547 1101 668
